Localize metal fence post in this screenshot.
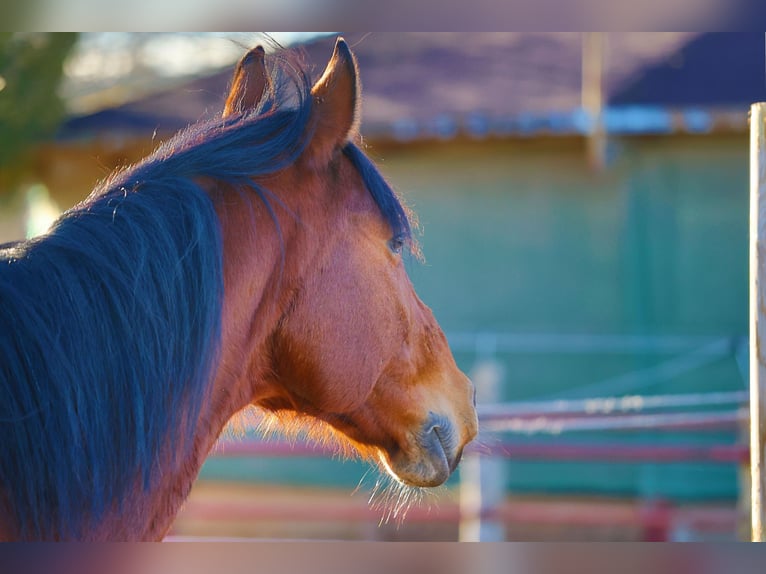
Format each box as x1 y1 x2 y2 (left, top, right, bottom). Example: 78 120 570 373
459 336 506 541
749 101 766 541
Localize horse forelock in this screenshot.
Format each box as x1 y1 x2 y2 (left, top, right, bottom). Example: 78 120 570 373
342 142 420 259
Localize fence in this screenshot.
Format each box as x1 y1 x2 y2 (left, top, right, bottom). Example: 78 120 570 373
176 330 748 541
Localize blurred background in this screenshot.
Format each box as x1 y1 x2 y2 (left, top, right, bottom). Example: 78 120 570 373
0 32 762 541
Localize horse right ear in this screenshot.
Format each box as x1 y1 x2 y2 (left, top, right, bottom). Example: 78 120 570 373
223 46 269 118
304 37 360 167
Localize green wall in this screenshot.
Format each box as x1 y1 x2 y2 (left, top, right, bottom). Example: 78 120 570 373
380 136 747 338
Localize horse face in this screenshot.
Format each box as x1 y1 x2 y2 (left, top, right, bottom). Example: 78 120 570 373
229 40 478 487
271 163 477 487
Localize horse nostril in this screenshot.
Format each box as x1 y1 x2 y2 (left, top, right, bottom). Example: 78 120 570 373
424 414 459 470
431 424 445 448
430 425 464 473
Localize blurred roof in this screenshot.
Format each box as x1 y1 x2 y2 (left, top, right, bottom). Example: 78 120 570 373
60 71 229 136
59 33 765 142
611 33 766 107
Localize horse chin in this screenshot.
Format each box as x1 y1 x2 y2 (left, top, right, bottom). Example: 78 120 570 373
378 451 451 488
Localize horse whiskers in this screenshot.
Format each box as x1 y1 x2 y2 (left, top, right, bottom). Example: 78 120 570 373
234 407 448 529
220 405 261 440
360 470 441 528
352 466 375 496
466 435 501 456
241 407 370 462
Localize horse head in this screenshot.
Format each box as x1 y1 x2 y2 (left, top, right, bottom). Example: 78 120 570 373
216 39 478 488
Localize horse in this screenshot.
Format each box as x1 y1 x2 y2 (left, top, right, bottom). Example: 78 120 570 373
0 37 478 541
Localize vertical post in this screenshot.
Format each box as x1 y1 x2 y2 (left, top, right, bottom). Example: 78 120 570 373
750 102 766 541
739 406 753 541
459 336 506 541
582 32 607 171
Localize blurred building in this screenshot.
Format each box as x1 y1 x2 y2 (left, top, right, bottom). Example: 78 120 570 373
19 33 766 540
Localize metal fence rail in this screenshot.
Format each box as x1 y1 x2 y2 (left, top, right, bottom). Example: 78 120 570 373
201 387 749 541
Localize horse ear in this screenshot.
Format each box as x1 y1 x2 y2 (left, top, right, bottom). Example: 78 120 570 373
223 45 269 117
305 37 360 166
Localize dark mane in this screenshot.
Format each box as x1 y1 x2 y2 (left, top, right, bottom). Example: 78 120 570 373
0 47 413 539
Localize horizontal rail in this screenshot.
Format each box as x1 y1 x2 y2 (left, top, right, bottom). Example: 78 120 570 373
478 391 749 419
475 442 748 463
212 439 748 464
445 332 738 355
480 409 746 434
174 496 738 534
482 500 738 531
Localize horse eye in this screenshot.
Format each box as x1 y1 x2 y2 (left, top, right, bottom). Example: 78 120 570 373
388 236 405 255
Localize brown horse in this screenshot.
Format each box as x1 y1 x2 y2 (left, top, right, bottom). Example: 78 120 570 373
0 38 477 540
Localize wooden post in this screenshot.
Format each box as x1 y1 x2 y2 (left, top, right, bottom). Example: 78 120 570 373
582 32 607 171
750 102 766 541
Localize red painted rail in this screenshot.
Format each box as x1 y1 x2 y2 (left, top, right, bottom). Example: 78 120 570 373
176 494 739 537
213 439 748 464
195 394 749 540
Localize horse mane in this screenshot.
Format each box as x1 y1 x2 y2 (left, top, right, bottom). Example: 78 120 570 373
0 46 414 540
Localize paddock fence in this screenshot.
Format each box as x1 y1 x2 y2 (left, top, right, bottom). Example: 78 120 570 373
172 331 748 541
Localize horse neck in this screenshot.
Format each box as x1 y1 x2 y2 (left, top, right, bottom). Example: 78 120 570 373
178 183 295 467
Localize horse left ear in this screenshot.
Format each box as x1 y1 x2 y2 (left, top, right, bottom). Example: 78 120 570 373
223 45 269 118
305 37 360 166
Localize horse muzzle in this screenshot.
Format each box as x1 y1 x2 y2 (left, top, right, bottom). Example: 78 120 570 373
384 412 474 487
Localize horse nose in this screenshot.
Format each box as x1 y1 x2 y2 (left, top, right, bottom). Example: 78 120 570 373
423 413 463 474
